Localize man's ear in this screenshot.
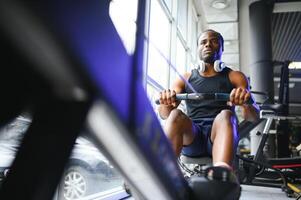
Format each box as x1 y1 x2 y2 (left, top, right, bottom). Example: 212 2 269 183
219 42 224 52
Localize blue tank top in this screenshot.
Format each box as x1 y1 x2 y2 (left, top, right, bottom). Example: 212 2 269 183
184 67 235 121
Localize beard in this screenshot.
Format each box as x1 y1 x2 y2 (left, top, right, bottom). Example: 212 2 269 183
199 52 216 64
202 54 215 63
199 51 221 64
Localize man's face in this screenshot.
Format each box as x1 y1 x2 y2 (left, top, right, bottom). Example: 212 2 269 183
198 31 223 63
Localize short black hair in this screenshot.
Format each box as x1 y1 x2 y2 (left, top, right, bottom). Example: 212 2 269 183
197 29 224 51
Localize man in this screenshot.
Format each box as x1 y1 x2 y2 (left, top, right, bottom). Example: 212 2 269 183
158 29 259 171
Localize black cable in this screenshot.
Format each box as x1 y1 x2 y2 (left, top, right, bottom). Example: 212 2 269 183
177 158 195 175
177 158 201 176
255 165 265 176
236 154 288 187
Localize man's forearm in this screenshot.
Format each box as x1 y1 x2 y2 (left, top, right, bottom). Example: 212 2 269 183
241 104 259 122
158 105 176 120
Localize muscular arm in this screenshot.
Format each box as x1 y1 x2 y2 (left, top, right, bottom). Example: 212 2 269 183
229 71 259 122
158 73 190 119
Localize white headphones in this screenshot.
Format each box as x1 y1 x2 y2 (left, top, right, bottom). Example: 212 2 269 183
198 60 226 73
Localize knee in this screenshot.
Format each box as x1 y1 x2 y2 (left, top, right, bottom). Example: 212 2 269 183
215 110 234 123
213 110 238 139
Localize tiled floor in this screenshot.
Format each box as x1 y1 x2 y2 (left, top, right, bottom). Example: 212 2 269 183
240 185 290 200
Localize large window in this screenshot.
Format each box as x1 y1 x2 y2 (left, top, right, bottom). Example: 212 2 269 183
163 0 172 13
146 84 164 122
190 5 198 63
58 137 124 200
147 0 171 88
176 37 187 75
0 116 125 200
177 0 188 41
109 0 138 54
0 1 200 200
145 0 199 119
169 36 187 87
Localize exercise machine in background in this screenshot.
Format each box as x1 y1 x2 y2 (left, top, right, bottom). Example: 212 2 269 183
237 61 301 198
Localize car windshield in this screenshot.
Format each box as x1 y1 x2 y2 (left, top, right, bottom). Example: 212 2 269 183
0 116 126 200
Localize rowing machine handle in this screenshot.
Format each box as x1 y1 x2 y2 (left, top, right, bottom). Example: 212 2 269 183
155 93 254 105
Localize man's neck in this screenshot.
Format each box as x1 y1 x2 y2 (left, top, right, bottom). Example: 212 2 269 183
200 63 218 77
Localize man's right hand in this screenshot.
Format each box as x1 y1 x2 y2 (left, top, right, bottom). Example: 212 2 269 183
159 89 178 107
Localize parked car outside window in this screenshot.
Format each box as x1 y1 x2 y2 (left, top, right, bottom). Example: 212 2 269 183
0 116 125 200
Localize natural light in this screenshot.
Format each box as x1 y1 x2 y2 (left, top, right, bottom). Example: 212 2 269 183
289 62 301 69
109 0 138 55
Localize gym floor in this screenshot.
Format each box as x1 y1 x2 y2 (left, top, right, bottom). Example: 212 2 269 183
241 185 291 199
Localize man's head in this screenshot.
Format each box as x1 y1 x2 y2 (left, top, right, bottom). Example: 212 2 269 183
197 29 224 64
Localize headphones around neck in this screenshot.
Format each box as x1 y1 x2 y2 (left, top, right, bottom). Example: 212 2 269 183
198 60 226 73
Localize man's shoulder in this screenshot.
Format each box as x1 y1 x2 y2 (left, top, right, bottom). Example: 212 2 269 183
228 69 246 78
183 71 192 79
228 70 248 86
173 72 192 89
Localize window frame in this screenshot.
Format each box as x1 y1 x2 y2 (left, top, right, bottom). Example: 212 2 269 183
145 0 200 110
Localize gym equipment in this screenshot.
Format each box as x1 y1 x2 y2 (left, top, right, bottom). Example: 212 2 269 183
155 91 254 170
189 166 241 200
155 92 254 105
237 61 301 198
156 91 258 199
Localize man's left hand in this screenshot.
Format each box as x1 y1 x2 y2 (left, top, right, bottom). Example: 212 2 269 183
229 88 251 106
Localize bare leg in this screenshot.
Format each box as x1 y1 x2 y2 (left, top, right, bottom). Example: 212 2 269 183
210 110 238 168
164 109 195 156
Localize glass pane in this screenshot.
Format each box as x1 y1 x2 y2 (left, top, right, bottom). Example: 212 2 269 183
169 70 176 88
146 84 165 126
0 116 125 200
146 84 160 112
147 0 171 88
191 17 198 61
177 0 188 41
149 0 170 56
176 37 186 75
148 45 169 87
109 0 138 55
163 0 172 13
58 136 124 200
169 37 186 88
0 116 29 181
